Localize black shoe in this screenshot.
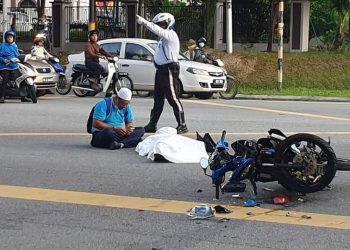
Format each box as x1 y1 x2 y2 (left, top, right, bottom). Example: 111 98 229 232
176 124 188 134
0 97 5 103
21 97 31 102
144 123 157 133
109 141 124 150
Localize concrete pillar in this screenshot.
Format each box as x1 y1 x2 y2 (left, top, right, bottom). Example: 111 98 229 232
2 0 10 42
125 0 138 38
52 0 72 51
290 0 310 52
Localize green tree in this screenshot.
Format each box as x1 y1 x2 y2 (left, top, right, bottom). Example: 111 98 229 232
331 0 350 49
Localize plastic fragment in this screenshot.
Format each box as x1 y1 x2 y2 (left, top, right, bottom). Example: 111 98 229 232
301 214 312 219
244 199 257 207
214 205 232 214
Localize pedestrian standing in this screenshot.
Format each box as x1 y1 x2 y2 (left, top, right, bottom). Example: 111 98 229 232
136 13 188 134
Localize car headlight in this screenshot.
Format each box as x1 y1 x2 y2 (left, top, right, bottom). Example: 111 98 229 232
186 67 209 75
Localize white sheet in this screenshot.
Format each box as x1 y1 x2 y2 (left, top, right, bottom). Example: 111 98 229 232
136 127 208 163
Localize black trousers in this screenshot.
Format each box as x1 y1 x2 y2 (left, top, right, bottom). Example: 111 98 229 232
0 69 25 98
90 127 145 149
0 70 10 98
152 63 184 121
85 61 105 81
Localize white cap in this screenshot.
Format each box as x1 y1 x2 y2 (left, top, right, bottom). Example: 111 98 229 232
117 88 132 101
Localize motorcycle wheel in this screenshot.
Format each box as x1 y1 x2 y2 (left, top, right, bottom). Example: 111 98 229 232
72 75 88 97
219 75 239 100
274 133 337 193
194 92 213 100
28 85 37 103
113 75 133 94
56 76 71 95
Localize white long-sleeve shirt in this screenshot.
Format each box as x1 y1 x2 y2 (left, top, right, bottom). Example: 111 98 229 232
143 21 180 66
31 45 52 60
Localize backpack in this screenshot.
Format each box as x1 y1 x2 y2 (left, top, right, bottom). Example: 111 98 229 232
87 97 113 134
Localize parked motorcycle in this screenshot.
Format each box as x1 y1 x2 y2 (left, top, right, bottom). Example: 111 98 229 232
48 57 70 95
70 56 133 97
4 55 38 103
199 129 337 199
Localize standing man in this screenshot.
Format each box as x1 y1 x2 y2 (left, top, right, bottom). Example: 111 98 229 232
136 13 188 134
84 30 112 91
90 88 145 150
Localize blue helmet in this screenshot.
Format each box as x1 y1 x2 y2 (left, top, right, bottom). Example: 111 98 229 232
4 30 16 42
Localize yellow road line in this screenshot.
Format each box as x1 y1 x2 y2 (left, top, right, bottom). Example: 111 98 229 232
184 100 350 122
1 132 350 137
0 185 349 230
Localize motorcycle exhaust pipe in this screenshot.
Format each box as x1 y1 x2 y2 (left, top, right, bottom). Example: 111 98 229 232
71 86 95 92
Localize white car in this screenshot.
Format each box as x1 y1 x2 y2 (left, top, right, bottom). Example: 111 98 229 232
66 38 227 99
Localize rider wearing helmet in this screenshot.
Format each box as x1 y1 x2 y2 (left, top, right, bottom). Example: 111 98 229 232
84 29 112 91
136 13 188 134
193 37 214 64
31 34 53 60
0 30 30 103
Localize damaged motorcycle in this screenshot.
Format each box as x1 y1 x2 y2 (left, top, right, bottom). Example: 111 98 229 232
198 129 340 199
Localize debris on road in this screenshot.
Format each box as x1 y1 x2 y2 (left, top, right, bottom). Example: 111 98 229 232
188 204 215 220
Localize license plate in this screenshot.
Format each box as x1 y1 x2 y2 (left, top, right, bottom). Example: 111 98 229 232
213 79 224 84
43 77 52 82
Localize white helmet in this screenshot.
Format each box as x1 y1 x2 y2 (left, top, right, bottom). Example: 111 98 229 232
152 13 175 30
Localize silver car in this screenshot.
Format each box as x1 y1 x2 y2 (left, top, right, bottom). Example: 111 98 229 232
26 59 58 96
66 38 227 99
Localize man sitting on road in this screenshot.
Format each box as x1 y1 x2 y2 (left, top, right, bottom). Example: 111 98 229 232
90 88 145 150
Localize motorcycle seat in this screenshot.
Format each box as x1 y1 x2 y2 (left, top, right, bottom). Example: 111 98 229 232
72 64 90 73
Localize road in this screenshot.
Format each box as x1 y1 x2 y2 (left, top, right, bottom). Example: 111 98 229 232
0 94 349 249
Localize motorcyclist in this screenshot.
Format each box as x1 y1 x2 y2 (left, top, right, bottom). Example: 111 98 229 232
31 35 53 61
193 37 214 64
0 30 31 103
84 30 112 91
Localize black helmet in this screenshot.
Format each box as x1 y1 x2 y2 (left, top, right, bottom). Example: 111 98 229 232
4 30 16 43
89 30 99 38
197 37 207 45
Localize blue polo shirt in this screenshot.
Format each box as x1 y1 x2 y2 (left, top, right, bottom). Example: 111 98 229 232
92 98 134 133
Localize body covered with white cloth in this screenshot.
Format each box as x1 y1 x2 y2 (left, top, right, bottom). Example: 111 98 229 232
136 127 208 163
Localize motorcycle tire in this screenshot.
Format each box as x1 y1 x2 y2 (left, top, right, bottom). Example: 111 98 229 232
274 133 337 193
113 75 133 95
28 85 37 103
219 75 239 100
56 76 71 95
72 75 88 97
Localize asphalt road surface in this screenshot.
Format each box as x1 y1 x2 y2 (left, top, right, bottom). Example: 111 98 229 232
0 94 349 250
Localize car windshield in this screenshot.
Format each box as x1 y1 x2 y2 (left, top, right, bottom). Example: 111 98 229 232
147 42 187 60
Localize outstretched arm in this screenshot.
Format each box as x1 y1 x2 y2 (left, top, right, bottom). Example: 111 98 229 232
136 15 173 41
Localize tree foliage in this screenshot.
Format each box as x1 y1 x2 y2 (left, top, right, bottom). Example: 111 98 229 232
311 0 349 50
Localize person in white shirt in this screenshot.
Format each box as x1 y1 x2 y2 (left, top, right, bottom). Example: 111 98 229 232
136 13 188 134
31 35 52 61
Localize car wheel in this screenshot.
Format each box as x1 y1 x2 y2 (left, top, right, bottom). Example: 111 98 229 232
194 92 213 100
136 90 151 97
178 80 193 99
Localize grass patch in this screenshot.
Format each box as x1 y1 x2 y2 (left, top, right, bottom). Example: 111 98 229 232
209 50 350 96
240 86 350 97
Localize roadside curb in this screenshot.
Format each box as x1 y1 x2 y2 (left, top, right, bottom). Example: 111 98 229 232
234 94 350 102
